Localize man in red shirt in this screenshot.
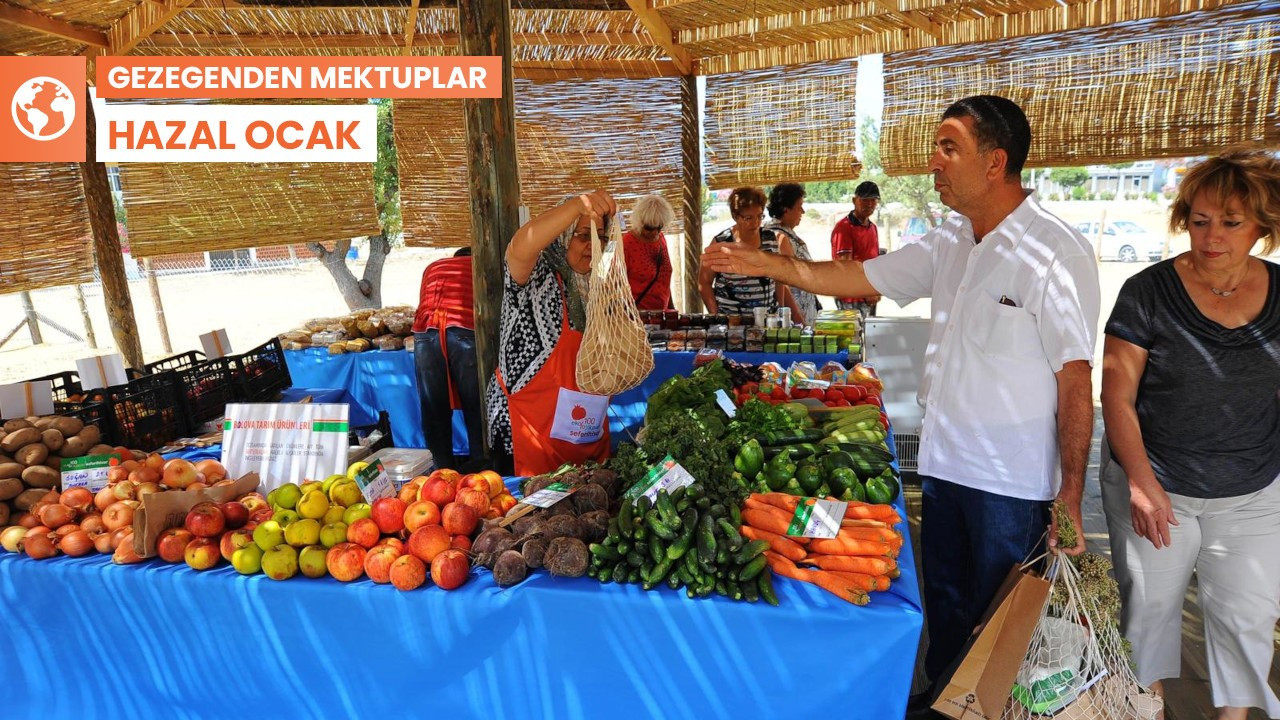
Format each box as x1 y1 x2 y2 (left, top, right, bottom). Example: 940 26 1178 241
412 247 481 467
830 181 882 316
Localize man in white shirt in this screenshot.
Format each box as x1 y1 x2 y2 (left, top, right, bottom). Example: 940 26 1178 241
703 95 1099 707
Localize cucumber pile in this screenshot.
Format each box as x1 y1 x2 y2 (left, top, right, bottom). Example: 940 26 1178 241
587 484 778 605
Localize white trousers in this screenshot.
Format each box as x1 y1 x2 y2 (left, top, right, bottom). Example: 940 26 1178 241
1101 451 1280 716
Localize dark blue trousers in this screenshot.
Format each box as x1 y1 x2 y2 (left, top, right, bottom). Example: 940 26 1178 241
413 328 483 468
920 475 1050 685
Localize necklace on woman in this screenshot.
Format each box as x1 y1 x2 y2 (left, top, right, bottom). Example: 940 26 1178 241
1208 262 1249 297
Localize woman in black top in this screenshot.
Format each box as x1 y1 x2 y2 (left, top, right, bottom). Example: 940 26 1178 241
1100 151 1280 719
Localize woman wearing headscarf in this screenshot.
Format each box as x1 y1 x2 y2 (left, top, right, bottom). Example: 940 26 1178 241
486 190 617 476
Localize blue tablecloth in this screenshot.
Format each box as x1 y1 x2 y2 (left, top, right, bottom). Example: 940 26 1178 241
0 479 920 720
283 349 850 453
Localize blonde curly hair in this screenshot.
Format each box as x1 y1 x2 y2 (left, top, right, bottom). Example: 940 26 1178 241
1170 150 1280 256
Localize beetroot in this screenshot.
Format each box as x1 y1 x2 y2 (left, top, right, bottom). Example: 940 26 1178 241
511 515 546 538
521 537 548 569
492 550 528 586
578 510 610 544
571 483 609 514
472 527 516 556
544 537 588 578
543 514 580 540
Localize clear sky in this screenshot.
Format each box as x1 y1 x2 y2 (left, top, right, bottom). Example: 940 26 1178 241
856 54 884 126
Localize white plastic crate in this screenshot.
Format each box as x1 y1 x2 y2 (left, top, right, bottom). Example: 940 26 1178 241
895 432 920 472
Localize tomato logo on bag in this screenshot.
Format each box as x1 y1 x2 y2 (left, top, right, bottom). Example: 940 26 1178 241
571 405 587 421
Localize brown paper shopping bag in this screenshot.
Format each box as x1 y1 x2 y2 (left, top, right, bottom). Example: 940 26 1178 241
932 564 1051 720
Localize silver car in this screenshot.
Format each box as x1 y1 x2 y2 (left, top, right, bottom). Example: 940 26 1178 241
1073 220 1166 262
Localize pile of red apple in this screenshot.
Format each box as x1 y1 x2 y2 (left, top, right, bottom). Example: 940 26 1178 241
328 468 514 592
0 454 235 565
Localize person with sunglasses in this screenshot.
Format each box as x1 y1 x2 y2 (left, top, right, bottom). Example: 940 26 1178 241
487 190 617 476
622 194 676 311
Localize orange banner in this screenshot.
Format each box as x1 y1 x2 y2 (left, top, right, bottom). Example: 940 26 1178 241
96 56 503 99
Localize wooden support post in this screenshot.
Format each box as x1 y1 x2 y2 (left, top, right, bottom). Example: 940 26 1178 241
79 88 144 370
458 0 521 457
143 258 172 354
19 291 43 345
680 73 703 313
75 285 97 349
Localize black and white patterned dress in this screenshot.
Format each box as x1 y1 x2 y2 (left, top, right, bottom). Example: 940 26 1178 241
486 247 573 453
710 227 781 314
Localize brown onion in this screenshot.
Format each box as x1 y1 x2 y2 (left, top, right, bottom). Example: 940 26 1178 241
23 532 57 560
16 513 38 529
58 530 93 557
59 487 94 514
38 504 77 529
94 486 116 512
108 526 132 550
102 502 135 532
112 533 141 564
92 531 114 555
79 514 105 535
54 523 80 538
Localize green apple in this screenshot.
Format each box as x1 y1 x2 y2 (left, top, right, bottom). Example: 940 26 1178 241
261 544 298 581
319 521 348 548
231 544 264 575
273 483 303 510
252 520 284 552
322 505 346 526
321 474 348 495
296 490 330 520
298 545 328 578
328 480 362 508
274 509 300 527
342 502 372 525
284 518 321 547
346 461 369 480
266 487 279 507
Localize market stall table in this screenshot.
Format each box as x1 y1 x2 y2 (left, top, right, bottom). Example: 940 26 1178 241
0 477 919 719
283 348 852 452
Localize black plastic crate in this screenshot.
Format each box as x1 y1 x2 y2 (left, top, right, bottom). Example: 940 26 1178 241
52 397 114 446
29 371 83 404
102 372 189 451
175 357 243 425
231 338 291 402
143 350 206 376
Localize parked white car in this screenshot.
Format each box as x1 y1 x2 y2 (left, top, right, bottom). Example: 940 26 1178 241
1073 220 1165 262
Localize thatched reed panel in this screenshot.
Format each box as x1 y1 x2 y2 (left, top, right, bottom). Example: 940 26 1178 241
0 23 85 57
394 99 471 248
0 163 94 294
118 162 379 257
397 76 683 248
881 3 1280 175
6 0 138 29
684 0 1258 75
704 59 860 189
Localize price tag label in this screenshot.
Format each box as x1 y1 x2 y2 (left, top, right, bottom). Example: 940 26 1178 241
354 460 394 503
624 455 696 504
519 481 574 508
714 389 738 418
60 454 122 492
786 498 847 539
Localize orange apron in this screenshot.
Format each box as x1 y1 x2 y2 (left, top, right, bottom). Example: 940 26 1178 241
495 278 611 476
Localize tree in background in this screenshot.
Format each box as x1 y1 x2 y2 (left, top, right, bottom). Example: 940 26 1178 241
310 98 401 310
1048 167 1090 191
858 117 942 235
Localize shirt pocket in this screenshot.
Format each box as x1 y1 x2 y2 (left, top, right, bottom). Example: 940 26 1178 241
967 297 1043 359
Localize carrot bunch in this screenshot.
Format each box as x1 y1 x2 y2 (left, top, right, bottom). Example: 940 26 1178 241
740 492 904 606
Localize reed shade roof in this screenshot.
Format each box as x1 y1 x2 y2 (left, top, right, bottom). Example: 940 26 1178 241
704 59 860 190
396 75 684 248
0 0 136 56
0 163 95 293
880 2 1280 175
117 155 380 257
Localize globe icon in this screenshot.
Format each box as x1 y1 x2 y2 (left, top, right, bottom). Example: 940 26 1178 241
11 76 75 141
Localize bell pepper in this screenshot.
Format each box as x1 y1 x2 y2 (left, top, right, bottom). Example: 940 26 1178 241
763 447 797 492
864 470 898 505
734 439 765 480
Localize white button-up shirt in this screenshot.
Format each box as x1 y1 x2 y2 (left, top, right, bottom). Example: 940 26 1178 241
863 192 1100 500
